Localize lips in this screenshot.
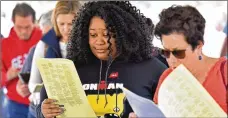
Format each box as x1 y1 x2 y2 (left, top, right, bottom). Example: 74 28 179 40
94 47 106 53
96 49 106 53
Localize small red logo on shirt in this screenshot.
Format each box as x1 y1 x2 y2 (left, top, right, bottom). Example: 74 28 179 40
109 72 119 79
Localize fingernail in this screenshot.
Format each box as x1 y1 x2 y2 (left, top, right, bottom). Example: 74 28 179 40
60 108 66 113
59 104 64 107
60 110 64 114
61 108 66 111
53 99 58 102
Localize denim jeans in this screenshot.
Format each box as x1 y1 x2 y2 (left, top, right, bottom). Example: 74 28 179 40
28 102 36 118
5 98 30 118
0 89 7 118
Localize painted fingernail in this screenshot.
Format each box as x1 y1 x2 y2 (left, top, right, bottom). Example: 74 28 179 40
59 105 64 107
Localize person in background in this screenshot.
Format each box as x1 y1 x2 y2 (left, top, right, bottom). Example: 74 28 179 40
37 10 53 35
129 5 227 118
28 1 81 117
1 3 42 118
0 34 5 118
38 1 167 118
18 9 53 118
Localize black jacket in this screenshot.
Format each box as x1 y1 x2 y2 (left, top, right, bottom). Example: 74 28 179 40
36 57 167 118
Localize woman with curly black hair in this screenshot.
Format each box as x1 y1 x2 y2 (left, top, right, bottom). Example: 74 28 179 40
130 5 227 118
38 1 167 118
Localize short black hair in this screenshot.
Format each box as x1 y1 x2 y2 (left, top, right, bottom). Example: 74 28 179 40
154 5 206 50
67 1 156 67
12 3 36 23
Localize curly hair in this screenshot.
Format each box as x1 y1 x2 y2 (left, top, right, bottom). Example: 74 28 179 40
154 5 206 50
67 1 156 67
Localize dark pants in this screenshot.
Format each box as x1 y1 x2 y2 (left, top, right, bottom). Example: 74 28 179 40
5 98 35 118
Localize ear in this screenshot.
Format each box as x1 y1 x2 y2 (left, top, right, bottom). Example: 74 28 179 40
11 19 14 24
195 41 204 56
196 41 204 50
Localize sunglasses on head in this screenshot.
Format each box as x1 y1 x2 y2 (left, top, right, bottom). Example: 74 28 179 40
159 48 187 59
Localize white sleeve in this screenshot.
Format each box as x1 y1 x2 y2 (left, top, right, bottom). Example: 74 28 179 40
28 40 46 93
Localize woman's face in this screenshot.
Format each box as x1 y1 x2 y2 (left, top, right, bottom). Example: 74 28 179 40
56 13 75 41
89 16 118 61
161 32 202 69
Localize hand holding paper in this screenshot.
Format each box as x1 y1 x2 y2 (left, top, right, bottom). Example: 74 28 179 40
123 64 227 117
158 64 227 117
121 87 166 118
41 98 64 118
36 58 96 118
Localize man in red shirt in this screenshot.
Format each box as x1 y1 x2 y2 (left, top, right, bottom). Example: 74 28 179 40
1 3 42 118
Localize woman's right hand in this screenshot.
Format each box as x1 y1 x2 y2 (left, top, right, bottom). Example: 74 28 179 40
41 98 64 118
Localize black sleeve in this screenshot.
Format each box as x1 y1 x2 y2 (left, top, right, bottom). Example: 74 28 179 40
36 86 48 118
121 57 167 118
121 98 133 118
40 85 48 103
150 57 167 99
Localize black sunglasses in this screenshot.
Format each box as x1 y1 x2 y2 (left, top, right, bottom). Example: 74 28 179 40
159 48 187 59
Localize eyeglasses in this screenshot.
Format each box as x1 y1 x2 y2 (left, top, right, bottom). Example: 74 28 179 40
159 48 187 59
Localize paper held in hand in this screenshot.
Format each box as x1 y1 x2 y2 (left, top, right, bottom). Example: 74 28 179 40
122 64 227 117
158 64 227 117
36 58 96 118
121 87 166 117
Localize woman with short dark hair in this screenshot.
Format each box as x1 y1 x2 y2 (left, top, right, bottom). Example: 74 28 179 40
129 5 227 118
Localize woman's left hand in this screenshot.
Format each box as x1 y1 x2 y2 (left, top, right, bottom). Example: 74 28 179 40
129 112 138 118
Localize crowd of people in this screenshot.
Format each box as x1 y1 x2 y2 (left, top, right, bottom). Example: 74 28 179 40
0 1 227 118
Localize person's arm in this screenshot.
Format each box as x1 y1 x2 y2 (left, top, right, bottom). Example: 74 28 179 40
1 41 19 87
2 54 20 83
1 58 8 87
36 86 47 118
28 41 45 93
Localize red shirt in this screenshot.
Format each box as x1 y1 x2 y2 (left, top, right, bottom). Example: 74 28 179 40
1 27 42 105
153 57 227 113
